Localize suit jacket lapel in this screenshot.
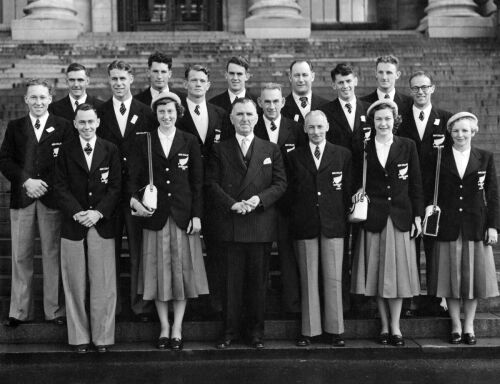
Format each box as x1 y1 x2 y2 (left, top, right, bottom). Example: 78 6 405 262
353 100 365 131
237 138 266 196
38 114 57 144
68 139 90 174
301 145 318 175
167 130 185 160
332 99 352 136
102 100 123 141
277 119 290 148
123 100 140 140
463 147 481 179
385 136 402 168
205 104 218 144
254 119 270 141
89 139 106 175
318 143 335 173
422 108 438 142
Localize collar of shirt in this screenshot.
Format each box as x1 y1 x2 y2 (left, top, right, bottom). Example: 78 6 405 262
236 133 254 147
263 115 281 144
79 135 97 151
158 127 176 142
263 115 281 130
339 97 356 110
374 136 394 148
292 92 312 107
452 146 471 161
186 98 207 116
113 96 133 110
150 86 169 100
412 104 432 120
309 140 326 154
377 88 396 100
452 146 471 178
228 89 246 104
69 94 87 110
29 112 49 130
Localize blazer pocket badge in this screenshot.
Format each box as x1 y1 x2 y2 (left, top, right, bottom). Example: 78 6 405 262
263 157 272 165
397 163 408 180
130 115 138 125
433 133 445 148
332 171 343 190
100 167 109 184
46 126 55 133
178 153 189 170
478 170 486 190
214 129 221 143
434 119 440 126
294 114 300 122
360 115 366 123
285 143 295 152
51 142 62 157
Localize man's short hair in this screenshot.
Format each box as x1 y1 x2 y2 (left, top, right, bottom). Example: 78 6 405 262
226 56 250 71
376 55 400 69
304 110 328 127
107 60 133 75
260 83 282 93
231 97 257 113
289 60 314 73
408 70 433 85
66 63 89 76
25 78 52 94
330 63 356 81
74 102 99 120
185 64 210 79
147 52 173 69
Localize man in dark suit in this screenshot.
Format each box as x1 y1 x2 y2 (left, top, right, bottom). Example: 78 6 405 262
96 60 156 321
360 55 413 114
55 103 121 354
208 56 258 113
397 70 453 316
206 98 287 349
48 63 103 123
135 51 184 107
281 60 328 126
255 83 302 315
0 78 72 327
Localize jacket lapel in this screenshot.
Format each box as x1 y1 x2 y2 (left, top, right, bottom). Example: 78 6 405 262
331 99 352 136
123 100 140 140
237 138 265 196
206 104 218 144
277 119 290 148
422 108 439 142
254 119 270 141
69 139 90 174
463 147 481 179
441 146 460 179
385 136 403 169
38 114 57 144
318 143 335 173
89 139 106 175
353 100 366 131
167 130 185 161
102 100 123 141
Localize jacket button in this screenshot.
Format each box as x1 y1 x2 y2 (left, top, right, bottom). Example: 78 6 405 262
459 185 463 189
168 193 172 197
459 208 463 212
317 192 321 196
166 168 169 171
385 174 388 177
123 157 127 162
166 180 170 184
88 192 92 196
387 185 391 189
388 197 391 201
459 196 463 200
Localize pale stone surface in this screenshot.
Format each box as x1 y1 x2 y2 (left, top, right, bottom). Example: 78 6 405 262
91 0 116 33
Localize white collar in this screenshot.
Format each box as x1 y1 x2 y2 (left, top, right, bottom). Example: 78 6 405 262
292 91 312 104
339 97 356 108
79 135 97 150
412 103 432 116
377 88 395 100
158 127 176 140
235 133 254 145
113 96 133 108
29 112 49 125
186 97 206 111
69 94 87 106
263 115 281 130
228 89 246 102
309 140 326 153
452 146 471 158
375 135 394 147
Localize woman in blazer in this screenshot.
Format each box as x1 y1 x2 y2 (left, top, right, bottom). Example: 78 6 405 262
128 92 208 351
351 100 424 346
426 112 499 345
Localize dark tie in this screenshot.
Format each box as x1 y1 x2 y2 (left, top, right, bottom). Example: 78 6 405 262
270 121 277 131
299 96 308 109
34 119 40 130
419 111 424 121
345 103 352 114
194 104 200 116
74 100 79 109
120 102 126 115
314 145 320 160
84 142 92 156
384 94 390 99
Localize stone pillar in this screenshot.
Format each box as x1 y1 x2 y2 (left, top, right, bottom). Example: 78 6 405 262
418 0 496 37
245 0 311 39
11 0 83 40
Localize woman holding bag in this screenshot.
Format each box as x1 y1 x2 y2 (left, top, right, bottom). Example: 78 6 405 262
351 100 424 346
426 112 499 345
128 91 208 350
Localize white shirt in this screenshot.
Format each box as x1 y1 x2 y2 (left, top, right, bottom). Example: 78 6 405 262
293 91 312 118
236 133 254 156
452 146 471 179
186 98 209 143
263 115 281 144
413 104 432 140
377 89 396 101
158 127 176 158
69 94 87 111
375 136 393 168
228 89 246 104
113 97 133 136
29 112 49 142
309 140 326 169
339 97 357 131
150 86 169 102
80 135 97 170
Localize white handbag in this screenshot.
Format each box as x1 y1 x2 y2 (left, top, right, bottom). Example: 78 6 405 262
136 132 157 211
348 127 371 223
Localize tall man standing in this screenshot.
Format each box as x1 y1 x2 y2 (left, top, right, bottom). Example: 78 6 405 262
206 98 287 349
97 60 156 321
0 79 72 326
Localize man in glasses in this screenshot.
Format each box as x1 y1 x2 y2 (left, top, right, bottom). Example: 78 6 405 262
397 70 453 317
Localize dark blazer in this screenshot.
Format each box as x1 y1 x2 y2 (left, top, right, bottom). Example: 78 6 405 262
205 136 287 243
353 136 424 233
287 142 352 239
319 98 370 152
176 98 233 160
281 93 329 126
360 90 413 114
208 90 258 113
0 114 73 209
128 129 203 231
96 98 156 196
48 94 104 123
134 87 186 108
397 106 453 190
428 146 500 241
55 137 121 240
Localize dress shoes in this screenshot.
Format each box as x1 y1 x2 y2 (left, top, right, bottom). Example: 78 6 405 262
215 338 233 349
331 334 345 347
379 332 390 345
463 333 477 345
390 334 405 347
157 337 170 350
51 316 66 326
96 345 109 353
2 317 23 327
170 337 183 351
449 332 462 344
296 335 311 347
75 344 90 354
250 337 264 350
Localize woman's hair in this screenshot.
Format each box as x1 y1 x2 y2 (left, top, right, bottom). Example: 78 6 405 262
447 112 479 134
153 97 184 118
367 100 402 132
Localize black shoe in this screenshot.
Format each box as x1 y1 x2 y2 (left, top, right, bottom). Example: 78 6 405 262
463 333 477 345
449 332 462 344
379 332 390 345
216 338 233 349
2 317 23 327
51 316 66 326
402 309 416 318
331 334 345 347
170 337 183 351
296 335 311 347
75 344 90 354
96 345 109 353
157 337 170 350
250 337 264 349
390 334 405 347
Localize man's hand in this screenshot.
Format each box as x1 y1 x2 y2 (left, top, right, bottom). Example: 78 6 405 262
242 195 260 211
411 217 422 239
187 217 202 234
24 178 48 199
73 211 88 225
130 197 154 217
79 210 102 228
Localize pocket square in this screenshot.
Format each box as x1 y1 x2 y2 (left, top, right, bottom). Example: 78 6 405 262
263 157 272 165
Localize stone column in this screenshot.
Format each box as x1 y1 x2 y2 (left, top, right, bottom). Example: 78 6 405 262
11 0 83 40
418 0 496 37
245 0 311 39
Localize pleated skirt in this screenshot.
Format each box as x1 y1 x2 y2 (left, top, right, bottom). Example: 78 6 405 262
351 218 421 298
139 217 209 302
429 233 499 299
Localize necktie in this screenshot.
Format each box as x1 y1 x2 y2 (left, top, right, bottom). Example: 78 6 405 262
34 119 40 130
74 100 79 109
314 145 320 160
270 121 277 131
194 104 200 116
84 142 92 156
384 94 390 99
419 111 424 121
120 102 126 115
240 138 249 157
345 103 352 114
299 96 308 109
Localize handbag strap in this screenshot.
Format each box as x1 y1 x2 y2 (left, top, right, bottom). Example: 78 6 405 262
136 131 154 190
361 127 371 195
432 146 443 207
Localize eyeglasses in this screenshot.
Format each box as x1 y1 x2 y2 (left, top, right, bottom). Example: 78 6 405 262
410 85 433 93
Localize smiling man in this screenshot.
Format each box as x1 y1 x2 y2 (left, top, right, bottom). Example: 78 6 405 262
49 63 103 123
